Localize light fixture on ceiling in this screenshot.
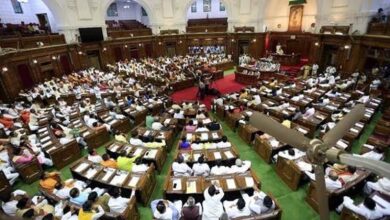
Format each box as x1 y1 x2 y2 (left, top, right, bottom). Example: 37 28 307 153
124 5 130 9
2 67 8 72
17 0 28 3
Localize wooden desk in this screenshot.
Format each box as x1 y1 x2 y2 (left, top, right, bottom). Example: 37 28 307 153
13 157 43 183
70 158 156 206
296 111 329 137
171 78 195 91
238 124 261 144
99 113 132 134
253 135 288 164
0 171 12 201
107 142 167 173
269 53 301 66
305 170 371 212
182 130 223 143
137 127 174 151
177 147 238 167
275 156 309 191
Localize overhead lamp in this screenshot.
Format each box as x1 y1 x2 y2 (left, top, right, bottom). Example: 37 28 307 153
78 51 83 55
103 47 107 51
314 42 319 46
2 67 8 72
252 39 257 43
32 59 38 64
124 45 128 48
52 56 57 60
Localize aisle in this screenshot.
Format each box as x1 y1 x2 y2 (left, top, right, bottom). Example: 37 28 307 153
171 73 245 109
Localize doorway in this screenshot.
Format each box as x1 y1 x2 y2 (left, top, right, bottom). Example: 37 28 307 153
86 50 101 69
36 13 51 33
321 44 340 68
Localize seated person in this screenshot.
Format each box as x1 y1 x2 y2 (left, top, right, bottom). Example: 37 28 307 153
195 122 209 132
305 169 342 191
129 131 144 146
230 159 251 174
223 197 251 219
338 196 390 219
151 199 181 220
117 150 140 172
100 154 118 169
87 149 103 164
1 189 27 216
196 111 207 120
326 164 358 184
107 187 132 214
131 157 149 173
275 148 306 161
179 137 191 150
173 109 185 119
210 160 229 176
114 130 128 143
206 119 221 131
185 120 197 132
181 196 202 220
364 177 390 196
242 187 275 214
87 191 110 212
151 117 164 131
69 188 89 206
78 201 105 220
12 147 34 164
302 104 315 119
202 184 225 219
216 136 231 148
40 172 61 193
172 154 192 176
192 155 210 177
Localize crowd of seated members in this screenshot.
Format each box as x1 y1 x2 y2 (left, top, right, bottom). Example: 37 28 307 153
371 8 389 23
0 19 47 36
239 55 281 73
152 183 275 220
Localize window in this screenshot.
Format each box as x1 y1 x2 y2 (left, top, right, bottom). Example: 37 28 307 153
107 3 118 17
11 0 23 14
203 0 211 12
191 2 197 13
219 2 225 11
141 7 148 16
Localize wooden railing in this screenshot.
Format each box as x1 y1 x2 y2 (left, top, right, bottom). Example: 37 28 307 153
0 34 65 49
107 29 152 38
367 21 390 36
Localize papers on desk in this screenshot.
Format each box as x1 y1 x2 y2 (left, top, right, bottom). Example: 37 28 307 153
364 113 371 118
46 147 55 154
201 133 208 141
315 114 325 121
297 161 313 172
108 120 118 125
38 128 47 133
133 148 143 156
144 149 157 159
226 179 236 189
186 133 193 140
297 127 308 134
83 131 90 137
193 153 201 162
41 131 49 137
85 168 98 179
172 179 182 190
203 118 212 124
211 180 220 186
128 176 139 188
75 163 89 172
186 181 197 194
224 151 234 159
110 145 120 152
213 152 222 160
41 136 50 143
164 119 171 125
363 144 375 150
350 128 359 134
168 109 174 114
269 139 280 148
355 123 364 128
211 133 219 140
42 141 52 148
282 110 289 115
102 169 115 182
144 130 151 136
245 177 254 187
336 140 348 149
111 172 128 186
287 107 296 112
372 195 390 209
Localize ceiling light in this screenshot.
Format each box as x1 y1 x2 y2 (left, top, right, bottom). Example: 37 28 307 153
2 67 8 72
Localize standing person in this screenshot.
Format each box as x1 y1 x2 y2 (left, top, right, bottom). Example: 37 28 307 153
202 184 224 219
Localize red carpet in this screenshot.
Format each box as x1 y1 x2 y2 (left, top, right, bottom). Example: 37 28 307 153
171 74 245 109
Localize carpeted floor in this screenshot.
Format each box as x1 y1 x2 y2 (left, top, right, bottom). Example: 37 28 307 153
171 70 245 109
13 68 386 220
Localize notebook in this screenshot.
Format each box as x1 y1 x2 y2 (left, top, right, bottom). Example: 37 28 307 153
245 177 254 187
75 163 89 172
226 179 236 189
213 152 222 160
201 133 208 141
85 168 98 179
102 169 114 182
128 176 140 187
224 151 234 159
186 181 197 194
111 173 128 186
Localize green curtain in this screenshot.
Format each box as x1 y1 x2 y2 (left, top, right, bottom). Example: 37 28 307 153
289 0 306 5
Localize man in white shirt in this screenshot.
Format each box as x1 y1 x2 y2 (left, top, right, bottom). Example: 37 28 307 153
216 136 231 148
210 160 229 176
223 197 251 219
242 190 275 215
172 155 193 176
1 190 26 216
230 159 251 174
305 170 342 191
131 158 149 173
202 184 225 220
338 196 390 219
151 117 164 131
192 155 210 176
364 177 390 195
87 149 103 164
302 105 315 119
107 188 131 214
173 109 184 119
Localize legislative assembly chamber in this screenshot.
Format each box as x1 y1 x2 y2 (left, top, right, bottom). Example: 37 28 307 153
0 0 390 219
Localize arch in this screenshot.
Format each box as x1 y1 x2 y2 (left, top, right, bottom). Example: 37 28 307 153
103 0 156 27
41 0 68 26
182 0 232 22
